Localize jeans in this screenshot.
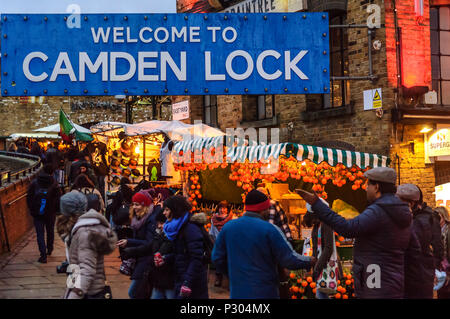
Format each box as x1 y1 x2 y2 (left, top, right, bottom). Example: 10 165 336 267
33 216 55 258
315 288 330 299
151 287 176 299
128 278 150 299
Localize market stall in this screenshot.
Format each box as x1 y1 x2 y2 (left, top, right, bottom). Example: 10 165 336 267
9 132 62 152
172 135 389 245
89 120 225 193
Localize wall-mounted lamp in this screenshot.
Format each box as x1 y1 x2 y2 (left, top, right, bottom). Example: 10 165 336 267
420 127 432 134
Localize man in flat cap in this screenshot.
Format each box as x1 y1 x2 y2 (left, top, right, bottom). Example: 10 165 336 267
297 167 413 299
397 184 444 298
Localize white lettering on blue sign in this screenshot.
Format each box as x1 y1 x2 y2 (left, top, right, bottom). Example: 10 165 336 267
3 13 330 95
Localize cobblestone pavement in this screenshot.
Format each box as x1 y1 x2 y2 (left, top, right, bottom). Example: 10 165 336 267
0 229 229 299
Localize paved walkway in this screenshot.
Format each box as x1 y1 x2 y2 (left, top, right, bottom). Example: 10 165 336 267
0 229 229 299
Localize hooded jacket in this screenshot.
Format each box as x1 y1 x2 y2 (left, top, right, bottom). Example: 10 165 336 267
173 212 209 299
27 171 62 219
311 193 412 299
65 210 117 299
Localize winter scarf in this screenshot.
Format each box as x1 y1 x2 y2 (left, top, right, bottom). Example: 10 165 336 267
163 212 190 241
212 212 233 232
131 205 153 231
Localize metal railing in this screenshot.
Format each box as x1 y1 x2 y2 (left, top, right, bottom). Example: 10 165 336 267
0 151 42 188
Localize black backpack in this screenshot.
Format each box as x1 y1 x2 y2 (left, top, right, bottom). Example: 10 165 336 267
31 186 49 217
83 188 101 212
113 203 131 226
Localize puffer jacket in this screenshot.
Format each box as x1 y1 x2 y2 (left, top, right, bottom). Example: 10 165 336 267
311 193 412 299
173 212 209 299
65 210 117 299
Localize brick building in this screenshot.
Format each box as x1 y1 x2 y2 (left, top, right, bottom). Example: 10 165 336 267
175 0 450 206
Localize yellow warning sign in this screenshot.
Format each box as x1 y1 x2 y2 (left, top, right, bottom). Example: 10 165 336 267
373 89 382 108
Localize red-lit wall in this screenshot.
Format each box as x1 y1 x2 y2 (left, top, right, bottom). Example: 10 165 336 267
385 0 432 89
177 0 215 13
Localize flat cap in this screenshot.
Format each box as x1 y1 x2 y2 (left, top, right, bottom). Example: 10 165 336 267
364 167 397 184
396 184 420 201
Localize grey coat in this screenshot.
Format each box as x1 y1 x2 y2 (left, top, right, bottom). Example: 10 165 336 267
65 210 117 299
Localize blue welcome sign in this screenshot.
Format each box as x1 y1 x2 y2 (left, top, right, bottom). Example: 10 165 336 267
1 13 329 96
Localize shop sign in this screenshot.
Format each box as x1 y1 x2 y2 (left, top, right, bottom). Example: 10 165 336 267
221 0 306 13
0 13 329 96
172 100 190 121
427 128 450 157
363 88 382 110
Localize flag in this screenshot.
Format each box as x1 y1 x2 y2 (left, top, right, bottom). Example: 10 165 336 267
59 109 93 142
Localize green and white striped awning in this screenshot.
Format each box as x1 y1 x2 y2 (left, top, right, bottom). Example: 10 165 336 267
173 136 390 169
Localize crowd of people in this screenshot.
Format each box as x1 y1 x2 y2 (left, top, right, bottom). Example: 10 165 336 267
18 139 450 299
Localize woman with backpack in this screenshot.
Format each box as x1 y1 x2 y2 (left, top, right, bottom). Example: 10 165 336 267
71 173 105 214
162 195 209 299
117 192 156 299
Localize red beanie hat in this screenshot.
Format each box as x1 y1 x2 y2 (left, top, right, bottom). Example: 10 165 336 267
132 192 151 207
244 189 271 212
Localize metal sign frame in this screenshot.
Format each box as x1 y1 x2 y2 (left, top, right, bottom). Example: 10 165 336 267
1 13 330 96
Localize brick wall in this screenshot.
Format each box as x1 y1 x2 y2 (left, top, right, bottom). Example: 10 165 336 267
0 173 35 254
0 96 156 136
389 124 436 205
177 0 395 156
385 0 432 88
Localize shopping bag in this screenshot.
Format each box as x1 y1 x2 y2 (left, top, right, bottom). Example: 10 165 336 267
316 225 339 295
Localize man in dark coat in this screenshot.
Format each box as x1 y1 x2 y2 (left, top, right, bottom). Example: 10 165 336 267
297 167 412 299
26 164 62 263
397 183 444 298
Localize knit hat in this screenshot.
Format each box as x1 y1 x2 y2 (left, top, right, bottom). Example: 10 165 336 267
60 190 88 216
132 192 152 207
244 189 271 212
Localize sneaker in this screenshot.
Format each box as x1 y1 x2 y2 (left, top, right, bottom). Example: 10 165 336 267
38 256 47 263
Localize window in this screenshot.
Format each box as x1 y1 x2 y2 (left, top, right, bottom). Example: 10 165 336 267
306 11 350 111
203 95 218 127
431 6 450 106
242 95 275 122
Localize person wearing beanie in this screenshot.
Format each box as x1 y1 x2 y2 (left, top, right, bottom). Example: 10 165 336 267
212 189 315 299
162 195 209 299
397 184 444 299
27 164 62 263
57 190 117 299
296 167 413 299
117 191 156 299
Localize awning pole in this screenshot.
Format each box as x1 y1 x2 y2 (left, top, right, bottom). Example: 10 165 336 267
143 137 146 181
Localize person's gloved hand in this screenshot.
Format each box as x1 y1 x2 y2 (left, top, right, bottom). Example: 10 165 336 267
179 285 192 298
154 252 165 267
